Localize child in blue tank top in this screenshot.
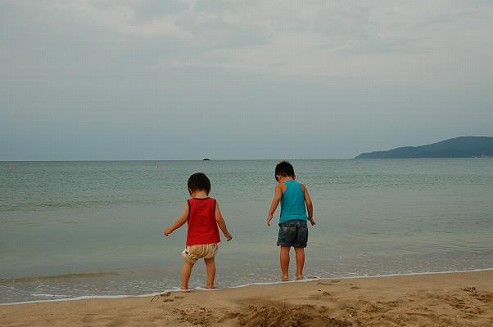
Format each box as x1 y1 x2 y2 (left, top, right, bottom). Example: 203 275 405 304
266 161 315 281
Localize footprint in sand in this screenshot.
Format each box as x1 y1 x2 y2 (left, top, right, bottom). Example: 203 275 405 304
309 291 333 300
151 292 183 303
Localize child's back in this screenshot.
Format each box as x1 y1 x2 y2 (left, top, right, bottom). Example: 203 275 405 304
280 180 307 222
186 197 220 245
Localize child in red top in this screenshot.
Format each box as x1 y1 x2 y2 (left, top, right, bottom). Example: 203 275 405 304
164 173 233 290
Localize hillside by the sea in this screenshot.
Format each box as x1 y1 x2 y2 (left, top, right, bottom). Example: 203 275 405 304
355 136 493 159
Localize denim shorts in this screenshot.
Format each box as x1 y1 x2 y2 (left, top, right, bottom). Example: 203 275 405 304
277 219 308 248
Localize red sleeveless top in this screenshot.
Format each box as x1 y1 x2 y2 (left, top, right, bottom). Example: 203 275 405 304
186 197 220 246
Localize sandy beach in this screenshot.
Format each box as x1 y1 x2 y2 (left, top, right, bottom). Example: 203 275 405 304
1 270 492 326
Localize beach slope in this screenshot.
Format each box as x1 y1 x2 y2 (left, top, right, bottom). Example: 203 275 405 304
1 270 492 326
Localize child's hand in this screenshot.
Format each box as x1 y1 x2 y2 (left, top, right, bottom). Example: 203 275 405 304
163 228 172 236
266 215 273 226
308 217 316 226
224 232 233 241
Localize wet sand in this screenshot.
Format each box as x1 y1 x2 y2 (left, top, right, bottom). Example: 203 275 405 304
1 270 492 326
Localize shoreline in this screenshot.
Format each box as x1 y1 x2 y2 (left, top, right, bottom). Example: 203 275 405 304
1 270 492 326
2 268 493 306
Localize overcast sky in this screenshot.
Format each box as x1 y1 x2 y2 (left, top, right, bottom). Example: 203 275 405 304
1 0 492 160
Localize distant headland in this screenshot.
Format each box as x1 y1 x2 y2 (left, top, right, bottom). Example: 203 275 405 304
355 136 493 159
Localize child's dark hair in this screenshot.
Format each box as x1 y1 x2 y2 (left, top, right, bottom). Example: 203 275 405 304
275 161 295 180
187 172 211 194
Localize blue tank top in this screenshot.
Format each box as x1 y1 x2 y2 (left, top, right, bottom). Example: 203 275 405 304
280 180 307 224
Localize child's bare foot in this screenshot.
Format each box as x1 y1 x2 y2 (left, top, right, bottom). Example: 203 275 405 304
281 276 289 281
296 275 304 280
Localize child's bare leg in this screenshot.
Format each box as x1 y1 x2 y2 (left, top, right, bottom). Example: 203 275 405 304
280 246 290 280
294 247 305 279
181 260 194 290
204 257 216 289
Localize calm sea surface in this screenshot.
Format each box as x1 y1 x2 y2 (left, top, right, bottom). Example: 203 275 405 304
1 159 492 303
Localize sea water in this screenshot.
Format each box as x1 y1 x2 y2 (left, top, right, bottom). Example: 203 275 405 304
1 159 492 304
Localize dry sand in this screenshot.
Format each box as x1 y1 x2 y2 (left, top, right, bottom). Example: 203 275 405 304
1 270 492 326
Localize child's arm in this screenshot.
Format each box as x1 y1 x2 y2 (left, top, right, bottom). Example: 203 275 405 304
163 201 189 236
266 183 283 226
215 201 232 241
302 184 315 226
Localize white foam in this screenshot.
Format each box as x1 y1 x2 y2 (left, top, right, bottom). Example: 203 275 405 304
31 294 68 298
1 268 492 306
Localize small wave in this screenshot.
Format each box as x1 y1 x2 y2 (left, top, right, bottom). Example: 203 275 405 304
0 198 160 213
0 291 178 306
0 271 121 284
0 267 173 286
32 293 68 298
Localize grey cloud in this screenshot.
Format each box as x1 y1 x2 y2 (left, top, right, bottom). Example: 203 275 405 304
1 0 492 160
